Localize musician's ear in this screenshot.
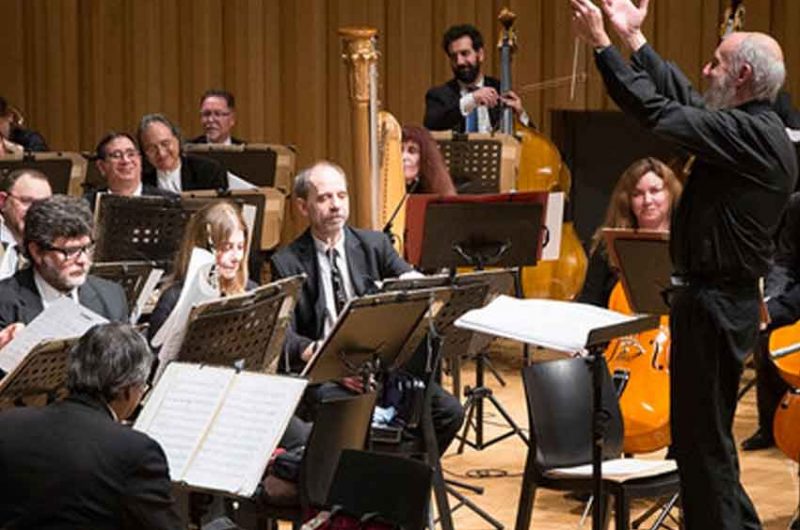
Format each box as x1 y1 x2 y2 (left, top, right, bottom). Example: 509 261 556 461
295 196 309 219
735 62 753 88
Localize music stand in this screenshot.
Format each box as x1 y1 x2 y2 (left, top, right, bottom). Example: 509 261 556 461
177 276 304 373
302 289 450 386
0 152 87 196
0 337 76 410
430 131 519 194
603 229 671 315
90 261 163 321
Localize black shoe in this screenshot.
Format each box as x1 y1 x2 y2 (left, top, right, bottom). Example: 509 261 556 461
740 429 775 451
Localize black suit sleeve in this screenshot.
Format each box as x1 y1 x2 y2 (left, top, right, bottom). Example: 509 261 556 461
377 233 413 279
147 285 181 342
424 86 463 131
121 438 182 530
766 193 800 297
577 247 617 308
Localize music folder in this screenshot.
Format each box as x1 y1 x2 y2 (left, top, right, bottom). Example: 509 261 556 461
134 362 307 498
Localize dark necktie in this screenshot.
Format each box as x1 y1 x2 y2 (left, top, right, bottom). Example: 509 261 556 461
328 248 347 316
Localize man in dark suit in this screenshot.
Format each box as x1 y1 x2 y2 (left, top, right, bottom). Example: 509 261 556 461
0 195 127 350
271 160 464 453
138 113 228 193
84 131 177 209
424 24 530 133
0 322 181 529
0 168 52 280
189 89 246 145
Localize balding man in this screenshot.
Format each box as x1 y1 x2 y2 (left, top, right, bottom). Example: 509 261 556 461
0 169 52 280
572 1 797 528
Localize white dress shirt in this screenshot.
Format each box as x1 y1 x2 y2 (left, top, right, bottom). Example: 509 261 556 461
313 231 355 338
33 269 79 309
0 222 19 280
156 163 182 193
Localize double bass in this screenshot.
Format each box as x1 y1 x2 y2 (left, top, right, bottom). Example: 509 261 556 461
495 8 587 301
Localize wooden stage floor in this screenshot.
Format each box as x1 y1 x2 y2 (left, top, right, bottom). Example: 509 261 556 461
438 340 799 530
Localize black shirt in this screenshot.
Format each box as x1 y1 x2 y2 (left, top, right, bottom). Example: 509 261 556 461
596 44 797 280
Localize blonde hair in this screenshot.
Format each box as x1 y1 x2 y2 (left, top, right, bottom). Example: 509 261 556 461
590 157 683 254
171 201 249 295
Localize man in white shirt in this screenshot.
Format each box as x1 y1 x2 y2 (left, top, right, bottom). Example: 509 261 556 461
189 90 245 146
424 24 531 133
0 169 52 280
0 195 127 351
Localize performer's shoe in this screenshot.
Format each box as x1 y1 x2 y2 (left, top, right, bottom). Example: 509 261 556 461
740 429 775 451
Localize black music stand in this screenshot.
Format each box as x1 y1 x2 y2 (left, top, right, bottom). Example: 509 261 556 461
432 133 516 194
0 152 87 196
183 145 278 188
177 276 305 373
90 261 162 321
420 201 542 453
603 229 671 315
0 337 77 410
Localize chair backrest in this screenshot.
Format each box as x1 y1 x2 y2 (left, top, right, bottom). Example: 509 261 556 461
300 392 377 509
522 356 623 471
326 449 432 530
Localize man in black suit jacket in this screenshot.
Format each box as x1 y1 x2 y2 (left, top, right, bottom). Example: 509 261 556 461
0 323 181 529
271 160 464 453
0 196 127 350
84 131 178 210
189 89 246 145
424 24 530 133
138 113 228 193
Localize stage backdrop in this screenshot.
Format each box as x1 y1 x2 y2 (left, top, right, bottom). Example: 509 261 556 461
1 0 799 187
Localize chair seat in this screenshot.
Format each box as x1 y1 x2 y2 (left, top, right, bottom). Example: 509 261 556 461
544 458 677 483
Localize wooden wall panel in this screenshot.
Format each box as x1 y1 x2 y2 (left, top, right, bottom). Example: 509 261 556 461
1 0 799 179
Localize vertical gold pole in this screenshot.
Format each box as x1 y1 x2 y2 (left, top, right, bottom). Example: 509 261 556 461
339 27 378 229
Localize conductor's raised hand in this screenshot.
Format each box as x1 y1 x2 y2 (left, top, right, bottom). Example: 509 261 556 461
600 0 649 50
570 0 611 49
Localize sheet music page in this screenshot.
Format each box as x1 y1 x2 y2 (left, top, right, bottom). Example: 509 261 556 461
133 363 233 480
541 192 564 261
182 372 307 496
227 172 259 191
454 295 636 353
0 298 108 374
130 268 164 324
548 458 677 482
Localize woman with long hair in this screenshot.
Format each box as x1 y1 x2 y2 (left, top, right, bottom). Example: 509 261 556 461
579 157 683 307
401 125 457 195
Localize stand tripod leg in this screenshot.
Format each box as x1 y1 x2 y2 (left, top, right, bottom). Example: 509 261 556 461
440 483 504 530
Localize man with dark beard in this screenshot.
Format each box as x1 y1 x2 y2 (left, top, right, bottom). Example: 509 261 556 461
571 0 796 529
424 24 531 133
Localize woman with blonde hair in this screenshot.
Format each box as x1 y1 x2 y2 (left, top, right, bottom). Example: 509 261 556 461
579 157 683 307
149 200 250 339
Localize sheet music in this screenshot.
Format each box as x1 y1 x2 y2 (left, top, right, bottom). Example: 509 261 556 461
133 363 233 479
548 458 677 483
541 192 564 261
130 268 164 324
227 172 259 191
0 298 108 374
454 295 637 353
151 248 219 380
183 372 307 496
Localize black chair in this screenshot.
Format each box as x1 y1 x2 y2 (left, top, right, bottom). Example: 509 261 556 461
234 391 377 530
323 449 432 530
514 357 680 530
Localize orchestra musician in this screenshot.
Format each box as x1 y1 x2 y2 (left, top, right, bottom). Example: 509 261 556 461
84 132 177 209
571 1 797 529
401 125 457 195
0 323 181 529
0 96 48 152
0 169 52 280
0 195 128 353
423 24 531 133
578 157 682 307
271 160 464 454
189 89 245 145
137 113 229 193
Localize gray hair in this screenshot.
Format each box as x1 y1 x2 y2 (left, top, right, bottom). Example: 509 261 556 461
731 35 786 103
67 323 153 402
293 160 347 199
23 195 93 257
137 113 183 149
1 169 49 193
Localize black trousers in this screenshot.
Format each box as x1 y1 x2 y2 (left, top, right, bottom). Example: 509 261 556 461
670 284 761 530
753 335 789 435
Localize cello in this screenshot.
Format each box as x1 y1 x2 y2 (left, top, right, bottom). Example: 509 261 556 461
495 8 587 301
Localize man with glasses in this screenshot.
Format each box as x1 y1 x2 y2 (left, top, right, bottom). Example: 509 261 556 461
0 169 52 280
0 323 181 528
190 89 245 145
84 132 176 209
0 195 127 350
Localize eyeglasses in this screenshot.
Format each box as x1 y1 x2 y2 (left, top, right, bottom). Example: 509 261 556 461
200 110 232 119
143 139 176 157
105 149 140 161
5 192 44 207
42 242 95 260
